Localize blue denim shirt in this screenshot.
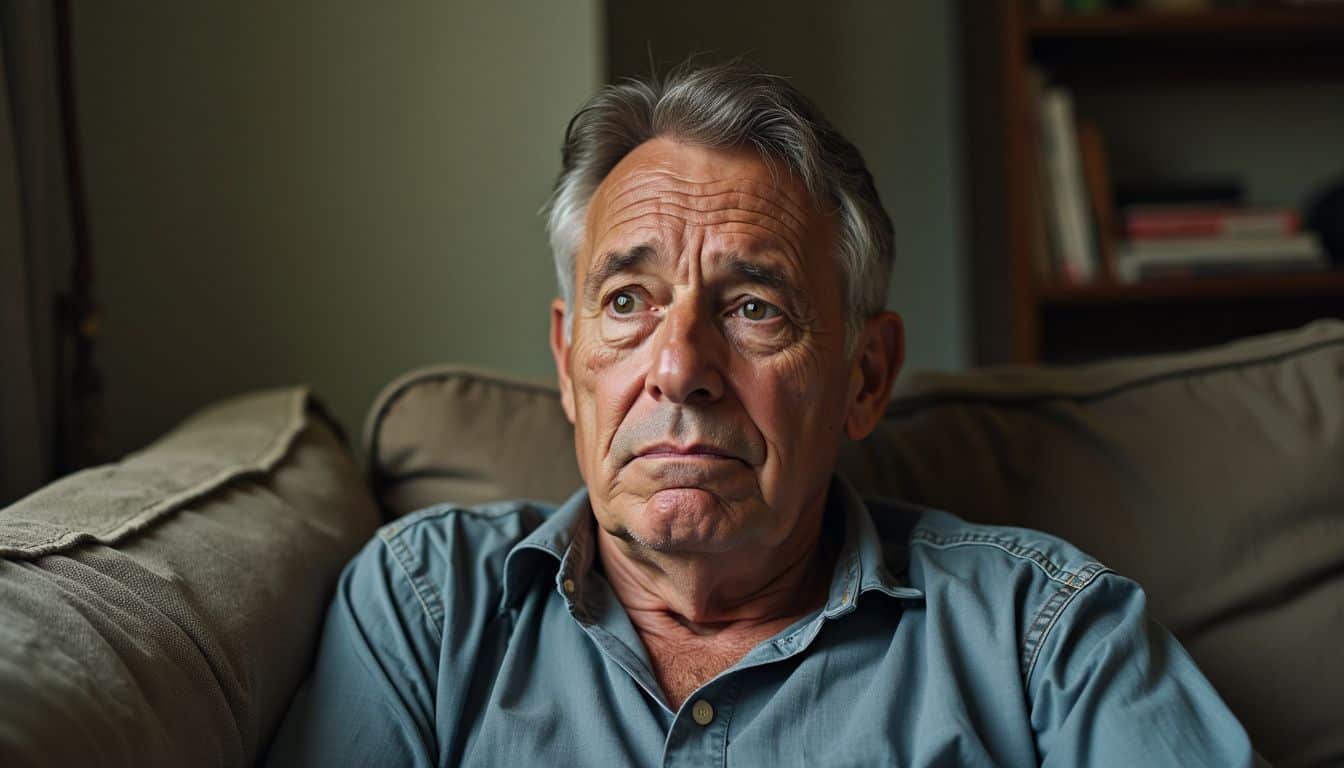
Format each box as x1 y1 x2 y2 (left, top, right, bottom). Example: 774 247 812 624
266 476 1261 766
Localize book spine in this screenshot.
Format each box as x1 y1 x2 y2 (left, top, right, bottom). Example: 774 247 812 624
1125 210 1299 239
1077 119 1117 281
1026 69 1057 281
1041 89 1097 283
1123 260 1326 282
1119 234 1323 261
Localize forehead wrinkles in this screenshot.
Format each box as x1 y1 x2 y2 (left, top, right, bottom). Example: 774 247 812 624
599 209 806 271
594 171 814 248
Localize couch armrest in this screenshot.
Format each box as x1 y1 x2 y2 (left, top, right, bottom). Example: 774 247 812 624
0 388 380 767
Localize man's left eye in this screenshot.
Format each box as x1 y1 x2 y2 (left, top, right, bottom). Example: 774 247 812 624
735 299 782 322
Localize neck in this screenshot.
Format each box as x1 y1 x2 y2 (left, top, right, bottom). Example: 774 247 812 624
595 493 837 638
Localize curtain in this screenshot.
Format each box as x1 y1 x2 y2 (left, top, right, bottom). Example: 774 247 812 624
0 1 93 506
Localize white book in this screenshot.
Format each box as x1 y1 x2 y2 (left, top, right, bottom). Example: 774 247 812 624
1116 234 1327 282
1039 88 1097 284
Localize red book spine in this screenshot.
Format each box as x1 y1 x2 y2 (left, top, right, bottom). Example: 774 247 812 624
1124 209 1299 239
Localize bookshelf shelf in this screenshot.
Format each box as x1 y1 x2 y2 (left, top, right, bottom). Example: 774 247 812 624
960 0 1344 364
1026 7 1344 39
1037 271 1344 306
1026 6 1344 82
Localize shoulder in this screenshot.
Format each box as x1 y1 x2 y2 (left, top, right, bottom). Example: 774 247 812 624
374 499 553 572
863 499 1258 763
902 505 1110 591
867 498 1124 681
344 499 556 642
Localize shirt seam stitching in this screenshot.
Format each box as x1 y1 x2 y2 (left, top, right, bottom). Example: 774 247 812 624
380 533 447 645
1021 564 1112 686
381 503 549 547
909 528 1097 585
443 504 539 525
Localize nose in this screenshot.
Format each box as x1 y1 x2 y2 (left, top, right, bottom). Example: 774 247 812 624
646 297 725 405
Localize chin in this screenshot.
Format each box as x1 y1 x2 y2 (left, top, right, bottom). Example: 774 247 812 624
619 488 743 553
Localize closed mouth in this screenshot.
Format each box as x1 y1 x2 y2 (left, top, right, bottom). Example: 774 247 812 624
634 444 741 462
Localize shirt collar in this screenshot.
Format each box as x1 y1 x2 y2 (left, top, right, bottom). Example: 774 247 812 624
502 485 594 611
820 474 924 621
500 474 924 613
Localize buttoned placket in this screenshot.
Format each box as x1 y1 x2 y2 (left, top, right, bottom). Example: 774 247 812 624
540 480 923 767
584 552 883 767
659 675 741 768
653 589 878 768
556 548 840 767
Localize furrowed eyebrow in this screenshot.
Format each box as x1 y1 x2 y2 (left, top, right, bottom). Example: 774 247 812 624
726 256 792 294
723 255 808 311
583 244 659 303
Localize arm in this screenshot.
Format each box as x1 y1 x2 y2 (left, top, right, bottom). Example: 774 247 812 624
1028 572 1266 767
262 536 440 767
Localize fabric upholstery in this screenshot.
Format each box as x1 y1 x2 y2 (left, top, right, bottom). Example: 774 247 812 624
365 319 1344 768
0 388 380 768
364 366 583 515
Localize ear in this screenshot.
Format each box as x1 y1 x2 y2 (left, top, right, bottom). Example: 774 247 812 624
549 298 577 424
844 311 905 441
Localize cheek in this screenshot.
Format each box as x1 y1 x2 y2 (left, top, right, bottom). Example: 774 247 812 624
748 345 825 411
580 342 622 384
571 337 646 460
735 345 848 459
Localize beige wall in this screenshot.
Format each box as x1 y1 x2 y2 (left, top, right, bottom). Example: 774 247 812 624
74 2 969 460
73 2 603 457
606 0 971 375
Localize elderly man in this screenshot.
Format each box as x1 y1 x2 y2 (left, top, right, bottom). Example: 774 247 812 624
268 63 1260 766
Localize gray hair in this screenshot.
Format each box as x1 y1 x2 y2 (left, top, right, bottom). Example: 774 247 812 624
542 60 894 351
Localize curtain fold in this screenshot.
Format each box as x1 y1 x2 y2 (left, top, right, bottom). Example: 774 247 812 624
1 2 79 506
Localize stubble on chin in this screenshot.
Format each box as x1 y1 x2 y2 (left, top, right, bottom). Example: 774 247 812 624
600 485 757 555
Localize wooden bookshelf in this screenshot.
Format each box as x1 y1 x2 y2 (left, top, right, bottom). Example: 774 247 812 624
1027 5 1344 37
1038 271 1344 305
960 0 1344 364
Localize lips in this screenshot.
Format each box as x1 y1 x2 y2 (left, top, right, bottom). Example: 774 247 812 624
634 443 742 462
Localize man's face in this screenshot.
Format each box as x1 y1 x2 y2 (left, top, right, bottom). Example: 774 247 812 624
551 137 859 556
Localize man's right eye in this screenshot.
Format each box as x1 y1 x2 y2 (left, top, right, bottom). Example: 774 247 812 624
610 291 641 315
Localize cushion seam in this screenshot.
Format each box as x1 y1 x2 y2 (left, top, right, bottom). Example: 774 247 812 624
1 388 311 560
364 368 559 505
886 333 1344 416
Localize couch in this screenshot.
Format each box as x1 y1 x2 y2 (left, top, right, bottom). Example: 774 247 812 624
2 320 1341 767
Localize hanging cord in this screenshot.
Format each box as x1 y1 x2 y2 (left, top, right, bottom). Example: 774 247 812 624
52 0 103 473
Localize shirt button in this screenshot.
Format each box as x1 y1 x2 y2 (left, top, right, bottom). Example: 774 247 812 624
562 578 576 594
691 699 714 726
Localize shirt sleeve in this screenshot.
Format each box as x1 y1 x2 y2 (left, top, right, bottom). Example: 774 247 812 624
1028 571 1268 767
262 535 440 767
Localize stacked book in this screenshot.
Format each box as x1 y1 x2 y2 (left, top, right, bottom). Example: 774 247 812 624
1029 72 1327 285
1115 206 1327 283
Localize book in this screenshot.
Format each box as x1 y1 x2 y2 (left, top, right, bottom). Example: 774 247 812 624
1115 233 1327 282
1131 262 1326 280
1123 206 1300 239
1026 69 1058 281
1077 119 1118 281
1039 87 1098 284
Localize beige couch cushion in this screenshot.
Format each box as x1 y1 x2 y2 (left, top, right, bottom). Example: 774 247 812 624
0 388 380 767
366 320 1344 768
